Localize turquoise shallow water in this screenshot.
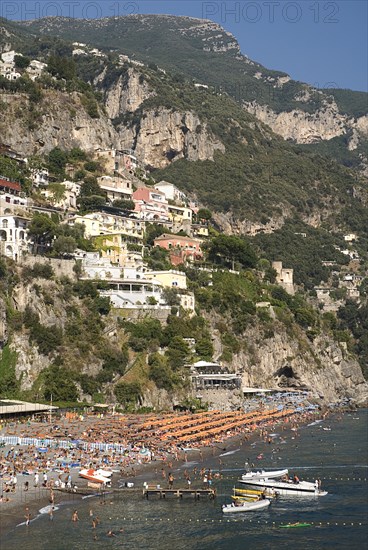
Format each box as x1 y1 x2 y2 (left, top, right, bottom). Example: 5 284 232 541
2 410 367 549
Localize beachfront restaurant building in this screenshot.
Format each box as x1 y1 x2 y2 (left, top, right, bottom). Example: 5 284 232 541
188 361 242 390
0 399 58 419
192 373 242 390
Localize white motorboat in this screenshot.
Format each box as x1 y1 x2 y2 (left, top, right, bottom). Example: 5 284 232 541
79 469 111 484
239 477 327 496
222 499 271 513
95 469 113 478
241 468 288 481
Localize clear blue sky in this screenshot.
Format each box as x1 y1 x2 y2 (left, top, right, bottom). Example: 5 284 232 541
4 0 367 91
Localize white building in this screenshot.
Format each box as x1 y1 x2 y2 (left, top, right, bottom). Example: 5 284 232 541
65 211 144 240
0 194 29 209
344 233 358 242
31 168 49 187
72 48 88 56
0 63 21 80
0 214 32 261
99 277 165 308
1 51 17 63
26 59 47 80
154 181 187 204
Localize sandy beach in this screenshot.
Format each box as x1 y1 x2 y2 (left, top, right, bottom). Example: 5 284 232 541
0 404 330 538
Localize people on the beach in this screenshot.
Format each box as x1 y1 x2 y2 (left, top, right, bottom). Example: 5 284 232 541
24 507 31 526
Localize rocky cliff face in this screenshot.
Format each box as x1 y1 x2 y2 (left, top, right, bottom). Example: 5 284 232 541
102 68 154 119
0 74 224 168
0 297 8 347
5 275 103 391
0 91 117 156
216 321 368 406
118 109 225 169
243 99 365 145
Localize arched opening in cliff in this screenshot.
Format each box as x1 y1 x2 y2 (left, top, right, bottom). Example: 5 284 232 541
166 149 179 161
274 365 297 379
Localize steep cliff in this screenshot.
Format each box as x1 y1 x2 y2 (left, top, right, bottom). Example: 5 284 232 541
0 91 117 156
0 72 224 168
243 98 368 171
103 67 154 119
205 310 368 407
2 272 367 407
19 14 368 169
243 99 347 144
117 109 225 169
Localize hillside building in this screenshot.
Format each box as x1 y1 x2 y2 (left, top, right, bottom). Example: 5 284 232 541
132 187 169 222
154 233 203 265
154 181 187 204
41 181 81 210
65 211 144 241
0 213 32 261
97 175 133 204
272 261 294 295
94 148 138 175
187 361 242 390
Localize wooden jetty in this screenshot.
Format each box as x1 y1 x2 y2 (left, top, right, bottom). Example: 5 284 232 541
143 486 216 500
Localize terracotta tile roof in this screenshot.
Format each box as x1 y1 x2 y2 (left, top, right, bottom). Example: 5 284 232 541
0 178 21 192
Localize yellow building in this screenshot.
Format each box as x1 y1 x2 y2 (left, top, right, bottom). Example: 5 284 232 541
66 212 144 240
144 270 187 289
93 233 143 268
168 204 193 224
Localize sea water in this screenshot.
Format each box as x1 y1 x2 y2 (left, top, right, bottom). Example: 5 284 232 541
2 410 367 549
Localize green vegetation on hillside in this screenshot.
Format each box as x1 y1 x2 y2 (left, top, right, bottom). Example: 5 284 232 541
17 16 329 114
338 300 368 378
253 219 350 289
327 89 368 118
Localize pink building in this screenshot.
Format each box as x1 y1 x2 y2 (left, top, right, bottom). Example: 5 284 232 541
132 187 169 221
154 233 203 265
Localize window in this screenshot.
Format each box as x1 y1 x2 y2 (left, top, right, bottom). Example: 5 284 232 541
2 219 8 228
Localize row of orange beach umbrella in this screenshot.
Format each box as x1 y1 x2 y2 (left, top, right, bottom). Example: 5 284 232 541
176 409 295 442
159 410 268 440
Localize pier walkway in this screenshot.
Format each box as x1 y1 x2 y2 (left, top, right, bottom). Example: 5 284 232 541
143 486 216 499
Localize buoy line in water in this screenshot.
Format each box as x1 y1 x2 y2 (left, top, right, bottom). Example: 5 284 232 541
115 517 367 527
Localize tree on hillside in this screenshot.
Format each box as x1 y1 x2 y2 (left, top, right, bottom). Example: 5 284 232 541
78 176 106 211
112 199 135 210
52 235 77 256
47 182 66 205
47 55 76 81
208 234 257 269
114 381 142 408
47 147 68 178
165 336 190 369
144 223 169 246
42 364 78 401
14 55 30 69
197 208 212 221
28 213 57 253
